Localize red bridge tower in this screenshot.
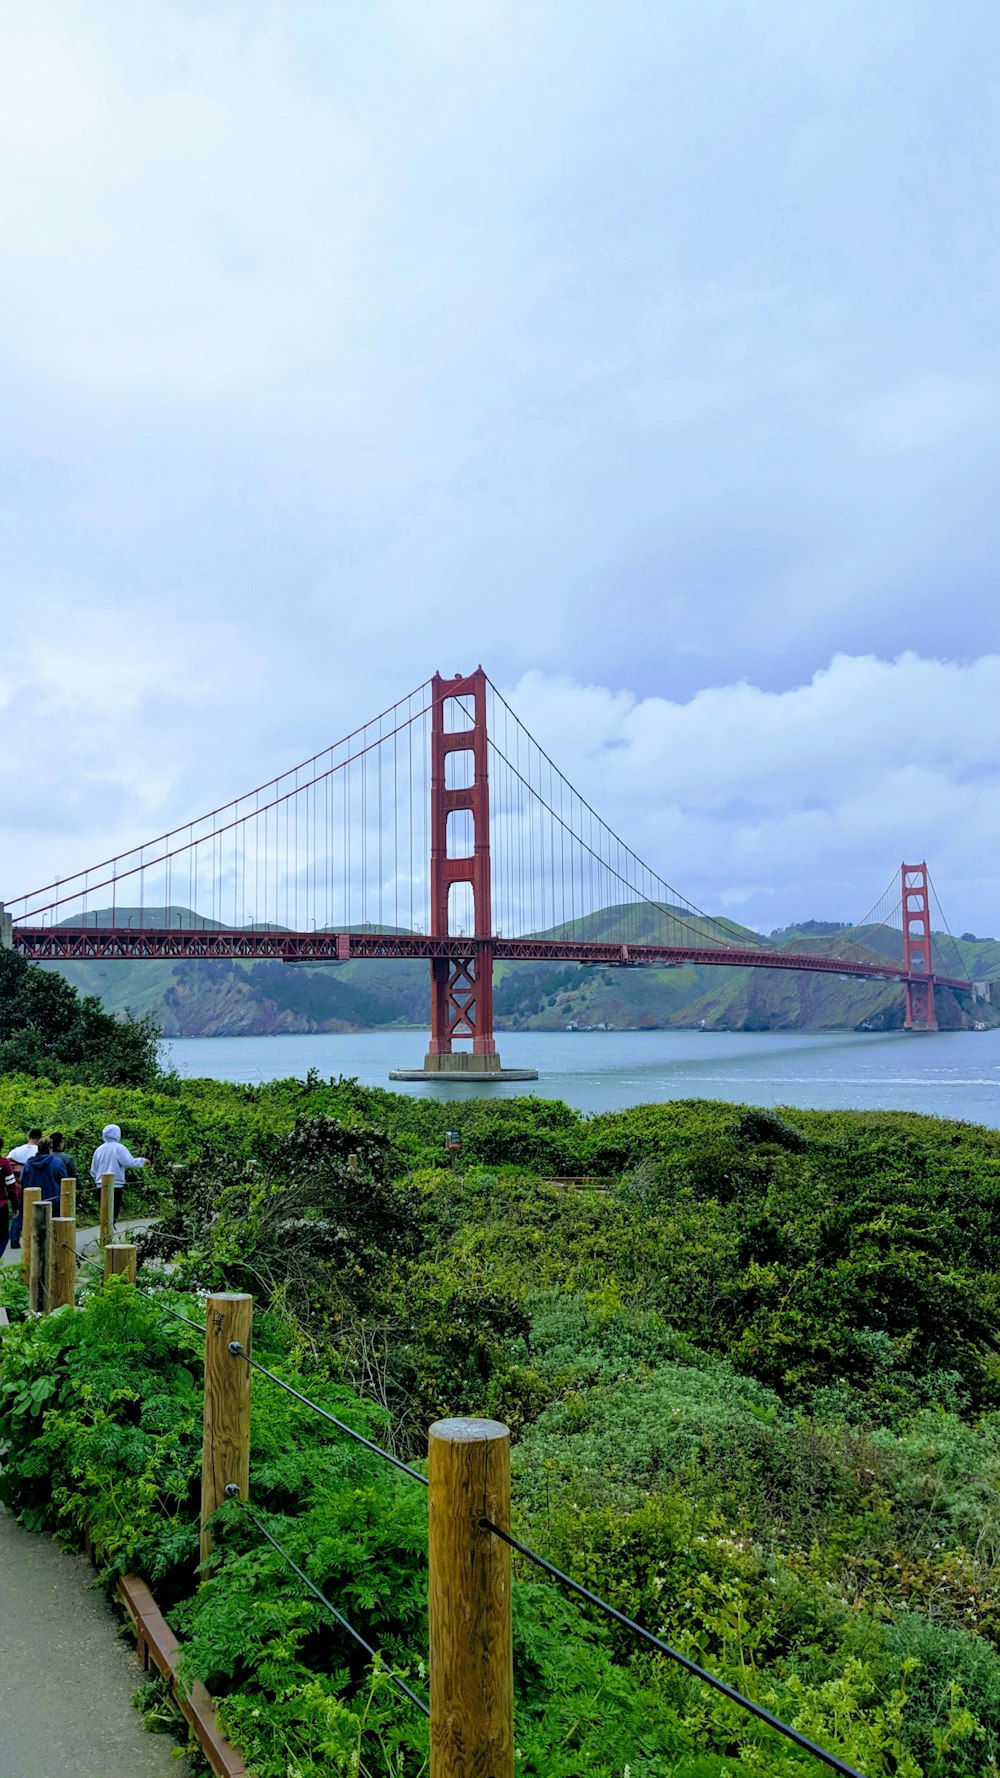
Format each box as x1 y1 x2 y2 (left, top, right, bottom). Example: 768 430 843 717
392 668 537 1082
901 861 938 1031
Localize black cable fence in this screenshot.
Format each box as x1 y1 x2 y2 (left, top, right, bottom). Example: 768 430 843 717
138 1283 868 1776
482 1518 865 1778
144 1299 425 1483
225 1339 428 1487
137 1291 431 1729
225 1489 429 1718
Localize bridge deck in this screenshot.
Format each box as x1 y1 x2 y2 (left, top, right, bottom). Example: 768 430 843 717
11 925 970 995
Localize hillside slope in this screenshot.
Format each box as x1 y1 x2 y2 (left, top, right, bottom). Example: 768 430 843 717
39 905 1000 1034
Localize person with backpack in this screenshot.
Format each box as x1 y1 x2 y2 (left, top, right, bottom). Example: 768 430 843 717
9 1139 68 1247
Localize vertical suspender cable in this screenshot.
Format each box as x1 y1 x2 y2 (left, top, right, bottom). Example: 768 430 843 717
344 753 350 929
405 693 412 931
422 708 429 934
361 736 368 928
346 751 352 929
527 724 535 936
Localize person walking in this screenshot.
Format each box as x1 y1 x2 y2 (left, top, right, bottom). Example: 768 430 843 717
89 1125 147 1225
0 1150 18 1257
7 1128 42 1173
9 1139 68 1247
50 1132 77 1179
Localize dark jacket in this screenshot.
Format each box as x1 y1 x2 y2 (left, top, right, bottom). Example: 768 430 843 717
19 1151 68 1205
0 1160 17 1214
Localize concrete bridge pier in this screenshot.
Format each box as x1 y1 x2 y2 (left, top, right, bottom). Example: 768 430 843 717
390 1051 538 1083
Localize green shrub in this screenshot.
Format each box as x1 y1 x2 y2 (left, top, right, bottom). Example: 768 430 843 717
0 946 161 1086
7 1081 1000 1773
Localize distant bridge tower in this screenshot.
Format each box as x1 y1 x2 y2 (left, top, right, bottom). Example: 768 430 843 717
393 668 536 1082
901 861 937 1031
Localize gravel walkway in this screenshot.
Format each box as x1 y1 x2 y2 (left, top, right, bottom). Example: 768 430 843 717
0 1509 190 1777
1 1214 190 1774
1 1215 154 1269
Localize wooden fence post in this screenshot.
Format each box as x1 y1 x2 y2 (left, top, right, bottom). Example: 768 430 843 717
99 1173 114 1249
19 1186 41 1286
28 1200 53 1314
60 1176 76 1220
200 1293 253 1567
428 1418 513 1778
49 1216 77 1310
103 1243 138 1284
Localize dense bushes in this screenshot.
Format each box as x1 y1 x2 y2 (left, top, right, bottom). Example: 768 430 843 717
0 1279 430 1776
0 945 162 1085
6 1266 1000 1774
6 1077 1000 1773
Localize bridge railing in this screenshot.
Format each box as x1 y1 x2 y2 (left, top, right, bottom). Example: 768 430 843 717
17 1212 868 1778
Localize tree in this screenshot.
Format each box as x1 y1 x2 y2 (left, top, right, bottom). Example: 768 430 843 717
0 947 162 1086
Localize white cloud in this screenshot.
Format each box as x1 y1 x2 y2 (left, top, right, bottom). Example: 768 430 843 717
501 654 1000 933
0 13 377 408
2 639 997 936
1 3 999 943
0 595 257 856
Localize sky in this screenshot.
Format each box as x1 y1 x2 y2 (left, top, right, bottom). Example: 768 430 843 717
1 1 998 935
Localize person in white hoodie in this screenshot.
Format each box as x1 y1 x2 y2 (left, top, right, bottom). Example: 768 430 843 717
90 1124 147 1225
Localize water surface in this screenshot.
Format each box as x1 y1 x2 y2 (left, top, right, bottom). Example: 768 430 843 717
161 1028 1000 1126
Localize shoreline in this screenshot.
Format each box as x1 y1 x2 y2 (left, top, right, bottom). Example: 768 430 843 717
158 1021 959 1041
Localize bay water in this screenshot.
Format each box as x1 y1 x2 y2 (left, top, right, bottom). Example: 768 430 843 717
161 1027 1000 1127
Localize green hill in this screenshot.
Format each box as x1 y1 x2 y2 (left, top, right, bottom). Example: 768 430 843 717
497 908 1000 1033
39 904 1000 1035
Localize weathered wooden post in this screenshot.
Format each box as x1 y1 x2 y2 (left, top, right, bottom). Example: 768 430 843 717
428 1418 514 1778
49 1216 77 1310
103 1243 138 1284
200 1293 253 1566
60 1176 76 1220
99 1173 114 1249
19 1186 41 1286
28 1200 53 1314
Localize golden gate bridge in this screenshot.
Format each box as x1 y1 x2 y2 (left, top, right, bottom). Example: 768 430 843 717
2 668 977 1076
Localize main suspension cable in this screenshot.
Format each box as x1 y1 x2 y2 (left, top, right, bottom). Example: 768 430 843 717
12 689 434 923
485 678 765 952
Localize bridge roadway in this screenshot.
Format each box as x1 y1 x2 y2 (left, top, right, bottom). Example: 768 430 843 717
13 924 972 996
